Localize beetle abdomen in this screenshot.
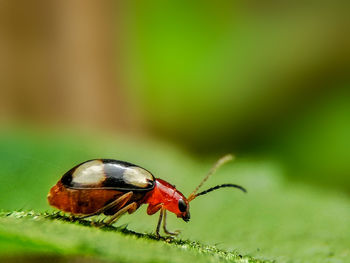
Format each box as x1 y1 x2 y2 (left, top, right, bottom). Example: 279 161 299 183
48 181 123 214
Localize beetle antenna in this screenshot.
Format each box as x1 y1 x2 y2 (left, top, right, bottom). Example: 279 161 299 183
188 154 234 202
195 183 247 198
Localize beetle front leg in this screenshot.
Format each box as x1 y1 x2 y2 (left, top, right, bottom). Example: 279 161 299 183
155 208 164 238
162 209 180 236
147 203 164 238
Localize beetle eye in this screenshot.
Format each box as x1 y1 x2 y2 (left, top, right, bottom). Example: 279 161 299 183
178 199 187 212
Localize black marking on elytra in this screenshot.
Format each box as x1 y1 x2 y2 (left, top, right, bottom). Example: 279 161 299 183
61 159 155 192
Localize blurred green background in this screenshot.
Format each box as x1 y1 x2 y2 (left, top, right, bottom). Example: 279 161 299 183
0 1 349 262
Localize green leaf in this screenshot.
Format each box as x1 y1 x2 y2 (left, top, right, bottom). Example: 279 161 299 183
0 129 349 262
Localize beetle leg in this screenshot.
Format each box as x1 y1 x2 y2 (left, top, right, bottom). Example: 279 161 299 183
162 209 180 236
104 202 138 225
147 203 163 215
155 208 164 238
77 191 133 219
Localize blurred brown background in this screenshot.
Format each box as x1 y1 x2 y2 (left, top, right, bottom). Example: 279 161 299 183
0 0 349 189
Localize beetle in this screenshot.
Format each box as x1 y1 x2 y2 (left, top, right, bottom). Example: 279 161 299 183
48 154 246 237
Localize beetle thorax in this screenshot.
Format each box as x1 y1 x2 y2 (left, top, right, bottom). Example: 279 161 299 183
144 179 189 218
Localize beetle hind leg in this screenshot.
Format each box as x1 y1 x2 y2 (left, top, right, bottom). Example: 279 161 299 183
76 192 133 220
104 202 138 225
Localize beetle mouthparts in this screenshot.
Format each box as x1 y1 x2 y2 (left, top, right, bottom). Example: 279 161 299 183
182 212 190 222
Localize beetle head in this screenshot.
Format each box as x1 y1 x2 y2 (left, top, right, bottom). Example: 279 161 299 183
177 198 190 222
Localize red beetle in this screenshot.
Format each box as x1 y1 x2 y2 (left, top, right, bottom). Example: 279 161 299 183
48 154 246 237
